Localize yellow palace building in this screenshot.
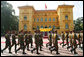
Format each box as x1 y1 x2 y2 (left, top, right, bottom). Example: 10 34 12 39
18 4 74 35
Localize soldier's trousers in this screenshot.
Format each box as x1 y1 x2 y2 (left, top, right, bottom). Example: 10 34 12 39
46 42 52 47
32 48 38 53
82 41 83 49
71 45 77 54
36 46 39 53
30 39 33 47
16 44 26 53
41 40 43 46
55 46 59 53
63 39 68 46
49 41 52 46
78 41 81 48
2 42 11 52
46 42 49 47
50 45 59 53
40 45 42 50
66 39 69 47
32 45 39 53
26 43 29 50
60 40 64 46
30 42 33 47
67 43 72 49
11 42 17 52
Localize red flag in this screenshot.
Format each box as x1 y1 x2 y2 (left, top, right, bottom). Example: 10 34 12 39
45 4 47 10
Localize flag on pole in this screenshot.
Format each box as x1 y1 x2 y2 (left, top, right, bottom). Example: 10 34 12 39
45 4 47 10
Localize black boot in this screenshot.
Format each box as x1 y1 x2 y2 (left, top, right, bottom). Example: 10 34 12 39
23 52 26 54
56 51 60 55
31 50 33 53
50 50 52 54
9 52 12 54
74 51 78 54
40 49 43 51
70 49 73 53
36 52 40 54
15 50 17 54
1 50 3 53
56 52 60 55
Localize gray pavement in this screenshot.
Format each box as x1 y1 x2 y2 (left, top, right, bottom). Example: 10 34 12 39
1 36 83 56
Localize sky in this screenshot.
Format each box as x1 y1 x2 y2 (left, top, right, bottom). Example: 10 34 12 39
7 1 83 20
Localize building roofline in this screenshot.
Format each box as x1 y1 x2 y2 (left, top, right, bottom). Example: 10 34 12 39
18 5 33 8
58 5 74 7
36 10 56 11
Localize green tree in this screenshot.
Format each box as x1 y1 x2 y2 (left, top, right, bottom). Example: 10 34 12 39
74 17 83 32
1 1 18 35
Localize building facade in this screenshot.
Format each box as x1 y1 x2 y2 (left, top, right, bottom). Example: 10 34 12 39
18 4 74 35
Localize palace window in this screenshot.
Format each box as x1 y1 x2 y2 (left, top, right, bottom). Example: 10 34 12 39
37 18 39 22
41 26 43 28
49 26 51 28
53 18 55 21
53 25 55 29
45 18 47 22
24 16 27 20
37 26 39 29
24 24 27 30
41 18 43 22
65 23 69 29
65 15 68 20
49 18 51 21
45 26 47 28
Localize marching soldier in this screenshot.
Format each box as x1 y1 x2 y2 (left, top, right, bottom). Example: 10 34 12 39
29 31 33 48
15 30 26 54
1 31 12 54
46 32 52 47
60 31 65 47
50 31 60 54
49 31 52 47
67 31 73 50
49 31 55 50
80 31 83 49
67 32 69 49
64 31 69 49
70 30 78 54
77 31 81 48
24 31 30 51
41 32 43 46
11 31 17 53
17 31 20 46
31 30 40 54
39 31 43 51
52 31 55 46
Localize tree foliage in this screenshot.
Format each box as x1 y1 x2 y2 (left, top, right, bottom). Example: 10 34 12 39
1 1 18 34
74 17 83 32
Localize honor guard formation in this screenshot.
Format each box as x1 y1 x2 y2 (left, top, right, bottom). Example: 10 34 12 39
1 30 83 55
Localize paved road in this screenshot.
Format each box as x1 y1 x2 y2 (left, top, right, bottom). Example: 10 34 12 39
1 36 83 56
